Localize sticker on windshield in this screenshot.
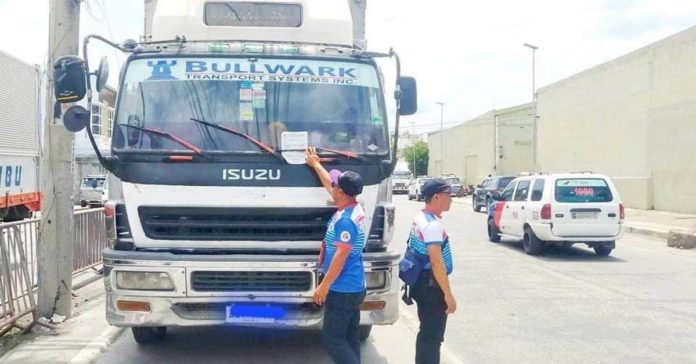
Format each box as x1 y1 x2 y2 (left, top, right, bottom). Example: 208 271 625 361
367 144 378 152
240 102 254 121
240 88 253 101
125 58 380 88
281 131 308 164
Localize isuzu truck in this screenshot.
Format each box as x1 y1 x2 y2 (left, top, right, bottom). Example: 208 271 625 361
53 0 417 344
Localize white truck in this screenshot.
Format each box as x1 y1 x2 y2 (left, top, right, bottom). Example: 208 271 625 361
0 50 41 222
391 162 412 194
52 0 417 344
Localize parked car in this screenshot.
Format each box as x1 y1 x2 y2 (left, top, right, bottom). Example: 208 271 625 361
472 175 515 212
441 175 463 197
78 174 109 207
408 176 432 201
486 173 624 256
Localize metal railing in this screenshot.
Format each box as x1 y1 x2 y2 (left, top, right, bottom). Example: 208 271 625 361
0 208 107 336
73 208 108 273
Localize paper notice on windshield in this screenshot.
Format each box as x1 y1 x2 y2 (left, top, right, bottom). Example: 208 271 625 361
281 132 308 164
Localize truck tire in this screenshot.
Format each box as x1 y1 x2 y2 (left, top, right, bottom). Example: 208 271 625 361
2 206 31 222
132 326 167 344
594 245 613 256
523 226 544 255
488 218 501 243
359 325 372 342
473 196 481 212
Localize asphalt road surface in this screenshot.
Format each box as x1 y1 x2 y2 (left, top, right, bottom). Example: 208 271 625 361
96 195 696 364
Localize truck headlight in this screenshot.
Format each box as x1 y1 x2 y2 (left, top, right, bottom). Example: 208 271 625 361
365 271 387 290
115 271 175 291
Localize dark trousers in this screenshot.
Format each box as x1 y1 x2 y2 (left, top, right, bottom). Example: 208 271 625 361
411 272 448 364
321 290 367 364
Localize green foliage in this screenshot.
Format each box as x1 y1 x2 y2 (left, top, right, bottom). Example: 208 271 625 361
403 140 429 176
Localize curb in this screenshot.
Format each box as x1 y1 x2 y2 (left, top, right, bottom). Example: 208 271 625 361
623 225 670 241
68 326 125 364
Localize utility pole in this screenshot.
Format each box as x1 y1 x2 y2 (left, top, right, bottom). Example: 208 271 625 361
436 102 444 175
411 121 416 176
523 43 538 172
37 0 80 318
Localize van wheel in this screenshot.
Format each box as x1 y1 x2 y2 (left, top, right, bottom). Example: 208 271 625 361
488 218 501 243
594 246 613 256
523 227 544 255
132 326 167 344
359 325 372 342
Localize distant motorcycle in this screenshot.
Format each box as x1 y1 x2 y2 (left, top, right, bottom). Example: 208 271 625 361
457 184 475 197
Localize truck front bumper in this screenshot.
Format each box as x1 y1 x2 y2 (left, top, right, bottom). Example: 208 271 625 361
103 249 401 329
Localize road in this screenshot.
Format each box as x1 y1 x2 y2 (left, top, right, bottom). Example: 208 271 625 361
96 195 696 363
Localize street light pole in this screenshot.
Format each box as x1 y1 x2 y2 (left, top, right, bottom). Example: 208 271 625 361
436 102 444 175
523 43 538 172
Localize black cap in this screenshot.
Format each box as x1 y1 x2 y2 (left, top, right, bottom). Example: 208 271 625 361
421 178 451 199
329 169 364 197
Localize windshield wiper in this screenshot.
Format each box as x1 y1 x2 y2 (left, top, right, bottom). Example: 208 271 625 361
190 118 284 161
120 124 207 157
315 147 367 162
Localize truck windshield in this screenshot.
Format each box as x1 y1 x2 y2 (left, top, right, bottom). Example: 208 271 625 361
113 57 388 157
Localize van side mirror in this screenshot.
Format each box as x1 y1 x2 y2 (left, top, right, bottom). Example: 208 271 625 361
53 55 87 103
62 105 90 132
397 76 417 116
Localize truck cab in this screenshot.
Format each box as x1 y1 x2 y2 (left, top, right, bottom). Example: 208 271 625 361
52 0 417 344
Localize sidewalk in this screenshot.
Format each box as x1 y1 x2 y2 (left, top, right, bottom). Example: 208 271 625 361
452 197 696 243
0 270 115 364
1 276 464 364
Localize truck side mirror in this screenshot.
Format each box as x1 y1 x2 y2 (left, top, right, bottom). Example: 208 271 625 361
397 76 417 116
53 55 87 103
62 105 90 132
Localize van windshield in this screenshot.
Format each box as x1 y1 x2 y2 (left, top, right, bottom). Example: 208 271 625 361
555 178 613 203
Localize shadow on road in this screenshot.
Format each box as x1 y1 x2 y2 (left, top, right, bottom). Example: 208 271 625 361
492 240 627 263
98 326 389 364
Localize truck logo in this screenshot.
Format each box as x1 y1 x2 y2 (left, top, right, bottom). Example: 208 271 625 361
0 165 22 187
222 168 281 181
147 60 178 80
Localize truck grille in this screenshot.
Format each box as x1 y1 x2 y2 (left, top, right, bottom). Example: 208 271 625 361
138 207 335 241
191 271 313 292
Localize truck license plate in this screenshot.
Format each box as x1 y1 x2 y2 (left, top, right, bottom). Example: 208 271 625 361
572 212 598 220
226 304 285 324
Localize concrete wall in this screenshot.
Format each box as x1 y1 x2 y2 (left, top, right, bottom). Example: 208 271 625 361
497 103 534 175
537 25 696 213
428 111 494 184
428 103 533 186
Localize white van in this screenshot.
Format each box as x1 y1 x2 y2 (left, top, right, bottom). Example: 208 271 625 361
487 173 624 256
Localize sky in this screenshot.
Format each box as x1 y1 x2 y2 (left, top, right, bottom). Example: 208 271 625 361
1 0 695 134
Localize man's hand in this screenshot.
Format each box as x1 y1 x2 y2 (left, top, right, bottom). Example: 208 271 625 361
305 147 321 169
313 282 329 305
444 293 457 314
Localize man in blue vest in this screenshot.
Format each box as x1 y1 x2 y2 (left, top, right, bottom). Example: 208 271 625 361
408 178 457 364
306 147 367 364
